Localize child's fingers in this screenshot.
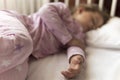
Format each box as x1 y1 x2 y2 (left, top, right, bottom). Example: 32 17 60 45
61 70 74 79
61 59 82 79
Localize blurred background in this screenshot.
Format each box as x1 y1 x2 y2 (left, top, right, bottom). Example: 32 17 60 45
0 0 119 16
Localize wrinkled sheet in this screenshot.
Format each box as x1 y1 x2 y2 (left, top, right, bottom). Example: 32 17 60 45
27 46 120 80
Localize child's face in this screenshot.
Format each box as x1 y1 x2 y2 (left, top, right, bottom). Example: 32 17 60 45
74 10 104 32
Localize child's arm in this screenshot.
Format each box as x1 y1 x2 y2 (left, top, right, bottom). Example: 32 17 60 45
40 3 85 78
61 38 86 79
30 2 85 78
67 38 85 62
29 2 73 45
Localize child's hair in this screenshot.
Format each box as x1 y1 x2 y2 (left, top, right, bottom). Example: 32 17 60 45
71 4 110 25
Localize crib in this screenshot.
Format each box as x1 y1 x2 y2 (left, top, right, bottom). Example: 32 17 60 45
0 0 119 17
0 0 120 80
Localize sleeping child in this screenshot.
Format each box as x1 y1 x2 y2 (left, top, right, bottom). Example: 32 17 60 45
0 2 109 80
28 2 109 78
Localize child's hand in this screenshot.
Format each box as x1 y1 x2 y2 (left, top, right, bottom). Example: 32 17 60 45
61 55 83 79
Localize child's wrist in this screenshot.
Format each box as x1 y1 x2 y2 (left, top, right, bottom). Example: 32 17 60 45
67 46 85 63
70 54 84 64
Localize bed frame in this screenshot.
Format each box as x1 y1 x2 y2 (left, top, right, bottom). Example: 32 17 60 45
0 0 119 16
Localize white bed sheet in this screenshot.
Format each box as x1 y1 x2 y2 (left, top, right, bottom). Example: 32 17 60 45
27 46 120 80
86 47 120 80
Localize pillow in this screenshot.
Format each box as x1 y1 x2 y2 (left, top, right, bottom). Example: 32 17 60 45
86 17 120 49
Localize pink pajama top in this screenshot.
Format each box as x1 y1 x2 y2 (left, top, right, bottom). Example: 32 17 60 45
0 2 85 80
0 10 33 80
28 2 85 60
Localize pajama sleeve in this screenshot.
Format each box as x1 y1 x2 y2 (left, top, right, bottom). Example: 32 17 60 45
30 2 85 62
34 2 73 45
67 46 86 63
